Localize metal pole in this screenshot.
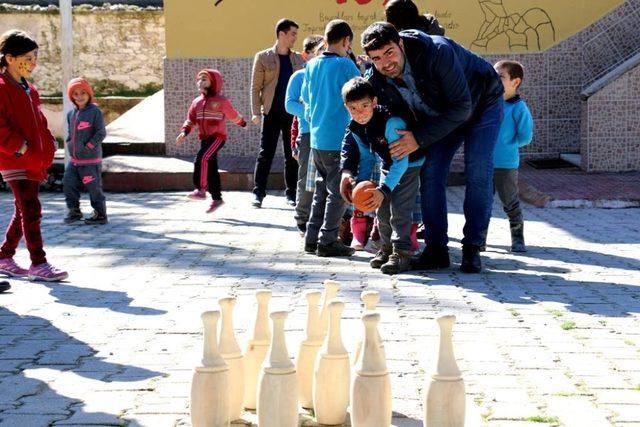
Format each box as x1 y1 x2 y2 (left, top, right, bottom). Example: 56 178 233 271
60 0 72 163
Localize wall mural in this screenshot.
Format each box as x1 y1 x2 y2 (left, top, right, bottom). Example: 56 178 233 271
165 0 623 58
471 0 555 51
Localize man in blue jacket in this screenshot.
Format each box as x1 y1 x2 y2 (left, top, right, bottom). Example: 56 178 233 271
361 22 504 273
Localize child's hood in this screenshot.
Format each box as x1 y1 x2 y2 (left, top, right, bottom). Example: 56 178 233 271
197 69 223 94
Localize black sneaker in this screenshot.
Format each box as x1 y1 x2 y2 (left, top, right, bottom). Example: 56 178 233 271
297 223 307 236
304 242 317 254
411 245 450 270
84 211 108 225
63 208 83 224
0 281 10 293
252 194 263 208
316 241 355 257
460 244 482 273
286 197 296 207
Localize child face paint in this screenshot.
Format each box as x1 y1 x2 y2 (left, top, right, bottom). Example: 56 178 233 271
7 49 38 79
196 74 212 94
72 88 90 108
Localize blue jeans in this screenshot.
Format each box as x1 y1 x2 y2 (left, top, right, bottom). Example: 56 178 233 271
420 100 503 248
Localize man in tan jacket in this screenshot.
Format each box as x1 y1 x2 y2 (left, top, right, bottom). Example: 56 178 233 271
250 18 305 208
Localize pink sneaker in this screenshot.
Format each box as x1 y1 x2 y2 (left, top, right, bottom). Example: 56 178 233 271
187 189 207 200
0 258 29 277
28 263 68 282
206 199 225 213
350 215 368 251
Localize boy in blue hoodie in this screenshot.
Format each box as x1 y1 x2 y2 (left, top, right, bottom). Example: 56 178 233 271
301 20 360 257
62 77 107 225
285 34 324 236
489 60 533 252
339 77 424 274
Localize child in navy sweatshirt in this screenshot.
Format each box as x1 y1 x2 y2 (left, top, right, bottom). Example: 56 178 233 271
339 77 424 275
63 77 108 225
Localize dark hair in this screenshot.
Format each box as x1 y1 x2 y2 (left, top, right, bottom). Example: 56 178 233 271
275 19 299 37
342 77 376 103
325 19 353 45
361 22 401 53
495 60 524 81
384 0 420 31
0 29 38 68
303 35 324 54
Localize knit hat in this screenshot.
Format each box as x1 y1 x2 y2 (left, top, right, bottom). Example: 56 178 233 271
67 77 94 106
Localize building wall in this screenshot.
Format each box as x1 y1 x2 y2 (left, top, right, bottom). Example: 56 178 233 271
0 5 164 95
164 1 640 169
581 64 640 172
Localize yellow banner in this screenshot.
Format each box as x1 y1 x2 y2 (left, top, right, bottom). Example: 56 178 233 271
165 0 623 58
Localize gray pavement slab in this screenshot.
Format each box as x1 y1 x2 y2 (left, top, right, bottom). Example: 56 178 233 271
0 188 638 426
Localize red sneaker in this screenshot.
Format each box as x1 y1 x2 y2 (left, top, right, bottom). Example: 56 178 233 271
206 199 225 213
0 258 28 278
28 263 68 282
187 189 207 200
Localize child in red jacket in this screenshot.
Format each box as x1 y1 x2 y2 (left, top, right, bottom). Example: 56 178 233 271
0 30 68 282
176 69 247 213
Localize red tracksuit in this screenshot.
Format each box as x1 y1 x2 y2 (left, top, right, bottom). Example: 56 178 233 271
181 69 246 199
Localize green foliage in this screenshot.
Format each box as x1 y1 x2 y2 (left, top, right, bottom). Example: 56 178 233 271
561 320 577 330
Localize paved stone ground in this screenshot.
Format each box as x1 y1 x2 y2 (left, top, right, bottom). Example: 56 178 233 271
0 188 638 427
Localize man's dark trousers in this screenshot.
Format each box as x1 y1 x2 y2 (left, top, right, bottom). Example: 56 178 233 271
252 110 298 200
420 100 503 248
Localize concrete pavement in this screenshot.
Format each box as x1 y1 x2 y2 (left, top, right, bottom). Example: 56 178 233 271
0 188 638 426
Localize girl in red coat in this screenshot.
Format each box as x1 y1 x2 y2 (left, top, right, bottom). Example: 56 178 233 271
0 30 68 282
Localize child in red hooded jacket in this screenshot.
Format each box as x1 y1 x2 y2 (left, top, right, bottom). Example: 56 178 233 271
0 30 68 282
176 69 247 213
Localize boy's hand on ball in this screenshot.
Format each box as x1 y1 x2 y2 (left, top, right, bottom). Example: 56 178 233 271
362 188 384 211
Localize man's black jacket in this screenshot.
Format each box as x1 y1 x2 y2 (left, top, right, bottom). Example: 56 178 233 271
365 30 503 149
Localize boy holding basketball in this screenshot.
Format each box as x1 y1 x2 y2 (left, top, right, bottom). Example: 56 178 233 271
339 77 423 274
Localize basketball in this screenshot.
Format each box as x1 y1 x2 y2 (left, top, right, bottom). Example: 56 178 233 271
352 180 377 213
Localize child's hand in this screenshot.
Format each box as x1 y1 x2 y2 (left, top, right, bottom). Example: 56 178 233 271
340 173 356 203
252 115 261 126
362 188 384 211
18 141 28 154
176 133 186 145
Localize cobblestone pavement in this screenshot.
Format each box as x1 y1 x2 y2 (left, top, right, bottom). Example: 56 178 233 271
0 188 638 427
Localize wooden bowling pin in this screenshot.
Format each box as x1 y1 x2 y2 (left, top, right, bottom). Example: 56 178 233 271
296 290 323 409
257 311 298 427
243 290 271 410
313 299 350 425
319 280 340 336
351 312 392 427
353 291 385 366
424 315 465 427
191 311 230 427
218 297 244 421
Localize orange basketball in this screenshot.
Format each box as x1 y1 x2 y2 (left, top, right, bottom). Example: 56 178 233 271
352 180 377 213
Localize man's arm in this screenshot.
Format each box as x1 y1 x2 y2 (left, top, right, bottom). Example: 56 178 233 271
250 52 265 123
412 41 472 148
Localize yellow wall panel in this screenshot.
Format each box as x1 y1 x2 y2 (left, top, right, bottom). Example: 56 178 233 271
165 0 624 58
